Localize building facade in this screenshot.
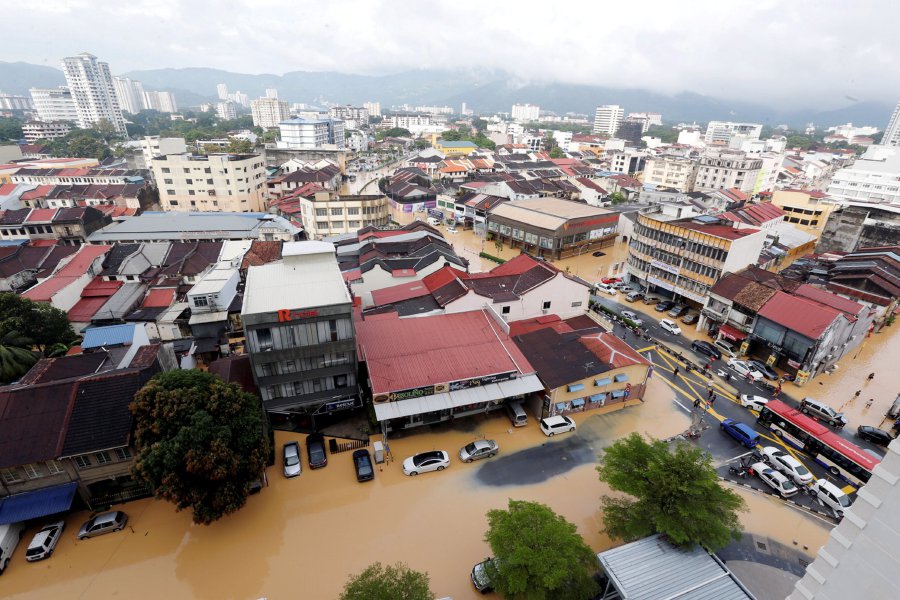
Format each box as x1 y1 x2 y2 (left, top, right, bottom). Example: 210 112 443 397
695 150 763 194
511 104 540 122
22 121 72 142
882 100 900 147
290 193 390 239
593 105 624 136
277 118 346 149
112 76 146 114
625 212 767 306
143 90 178 113
29 87 80 123
826 145 900 205
242 241 359 426
216 101 237 120
328 106 369 129
643 155 699 192
362 101 381 117
139 136 187 171
704 121 762 145
151 153 266 212
251 97 291 129
61 53 126 134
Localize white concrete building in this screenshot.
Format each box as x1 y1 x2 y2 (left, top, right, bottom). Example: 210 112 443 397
251 97 290 129
29 87 80 124
139 136 187 170
216 101 237 120
382 113 434 130
626 112 663 132
22 121 72 142
265 88 278 99
328 106 369 130
643 155 699 192
0 92 33 110
61 53 126 133
511 103 540 122
695 149 763 194
704 121 762 145
826 144 900 205
151 153 267 213
276 118 345 149
363 101 381 117
217 83 229 100
882 100 900 147
112 76 146 114
593 105 624 136
144 91 178 113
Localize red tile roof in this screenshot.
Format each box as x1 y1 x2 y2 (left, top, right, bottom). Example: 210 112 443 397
371 281 430 306
757 291 841 339
0 183 18 196
67 278 123 322
579 332 651 369
24 208 57 222
19 185 54 201
22 245 111 302
794 284 864 318
355 310 534 394
142 287 176 308
677 222 759 240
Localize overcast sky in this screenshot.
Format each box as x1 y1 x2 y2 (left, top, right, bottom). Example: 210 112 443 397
5 0 898 109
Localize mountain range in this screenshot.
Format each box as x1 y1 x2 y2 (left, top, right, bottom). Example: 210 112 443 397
0 61 892 128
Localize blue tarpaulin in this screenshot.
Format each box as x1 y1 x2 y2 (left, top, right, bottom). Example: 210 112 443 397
0 482 78 525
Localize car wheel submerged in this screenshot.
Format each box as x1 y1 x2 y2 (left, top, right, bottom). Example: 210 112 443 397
437 465 445 471
549 431 555 436
409 471 418 476
465 458 473 463
569 427 575 432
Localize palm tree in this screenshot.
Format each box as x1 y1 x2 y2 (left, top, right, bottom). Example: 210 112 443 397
0 331 39 384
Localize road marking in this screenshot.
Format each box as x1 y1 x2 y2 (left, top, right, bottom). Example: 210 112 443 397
842 484 856 494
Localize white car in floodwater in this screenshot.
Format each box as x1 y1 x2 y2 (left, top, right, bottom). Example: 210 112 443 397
402 451 450 475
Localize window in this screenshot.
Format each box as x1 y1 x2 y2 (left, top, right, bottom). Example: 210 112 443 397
542 301 551 310
1 468 22 484
256 328 273 351
331 208 343 216
74 454 92 468
260 362 275 376
334 374 348 388
571 301 583 307
169 200 178 206
115 448 132 461
193 296 209 308
164 178 173 184
161 167 170 173
96 451 112 465
183 168 190 173
23 463 43 479
167 189 175 195
501 306 511 315
315 208 327 217
347 207 360 215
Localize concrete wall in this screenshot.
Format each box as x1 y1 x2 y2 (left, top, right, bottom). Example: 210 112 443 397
445 272 591 321
817 205 900 253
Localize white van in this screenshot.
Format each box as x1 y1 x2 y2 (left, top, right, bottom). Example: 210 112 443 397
427 217 441 226
0 521 26 574
505 400 528 427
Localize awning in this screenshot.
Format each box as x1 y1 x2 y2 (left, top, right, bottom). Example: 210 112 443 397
612 390 626 398
594 377 612 386
719 324 747 342
555 402 567 411
373 374 545 421
0 482 78 525
614 373 629 382
567 383 585 393
571 398 585 407
589 393 607 402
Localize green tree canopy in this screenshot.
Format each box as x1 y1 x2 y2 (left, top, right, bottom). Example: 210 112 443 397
549 147 565 158
0 292 76 352
376 127 412 140
786 135 813 149
339 562 433 600
596 433 746 551
0 331 39 384
130 369 269 525
645 125 678 144
607 191 627 205
485 499 598 600
0 117 25 141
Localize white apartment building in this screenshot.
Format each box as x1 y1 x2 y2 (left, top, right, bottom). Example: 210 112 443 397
593 105 624 136
112 76 146 114
643 155 699 192
0 93 34 110
694 149 763 194
217 84 229 100
329 106 369 130
383 113 433 129
22 121 72 142
626 112 663 132
882 100 900 147
704 121 762 145
294 192 390 239
265 88 278 99
826 144 900 205
140 136 187 170
29 87 80 124
251 97 290 128
414 105 453 115
276 118 345 149
363 101 381 117
511 104 540 122
216 101 237 120
151 153 267 213
61 53 126 134
144 91 178 113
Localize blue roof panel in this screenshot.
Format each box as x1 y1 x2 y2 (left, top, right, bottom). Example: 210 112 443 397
0 482 78 525
82 323 136 349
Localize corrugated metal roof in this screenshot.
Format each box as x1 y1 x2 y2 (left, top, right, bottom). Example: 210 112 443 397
0 482 78 525
82 323 136 349
597 534 754 600
757 291 841 339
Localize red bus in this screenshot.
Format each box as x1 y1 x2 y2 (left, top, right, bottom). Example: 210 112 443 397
757 399 880 489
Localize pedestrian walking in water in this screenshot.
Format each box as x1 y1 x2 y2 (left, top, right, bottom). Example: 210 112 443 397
710 393 717 406
855 390 862 398
708 387 714 399
745 371 753 383
774 384 782 397
868 373 875 381
621 331 627 341
866 398 874 408
673 367 680 378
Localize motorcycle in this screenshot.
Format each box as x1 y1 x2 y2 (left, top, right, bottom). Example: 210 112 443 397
729 464 750 478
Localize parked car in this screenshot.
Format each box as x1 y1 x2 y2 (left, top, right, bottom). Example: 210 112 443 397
600 277 621 284
594 283 617 295
612 281 631 290
713 339 737 359
282 441 302 478
751 462 799 497
620 310 642 326
812 479 852 518
592 251 605 257
691 340 722 360
748 360 778 380
655 300 676 312
471 557 499 594
352 449 375 482
667 304 688 318
760 446 813 485
681 311 699 325
642 294 663 305
446 227 458 234
659 318 682 335
727 358 764 382
459 439 499 462
540 415 576 437
306 433 328 469
740 394 769 412
25 521 64 562
857 425 894 447
720 419 760 448
402 450 450 475
76 511 128 540
799 397 848 428
0 521 25 573
625 291 644 302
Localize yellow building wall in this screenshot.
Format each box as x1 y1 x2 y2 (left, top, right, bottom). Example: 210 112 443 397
770 190 838 237
549 363 651 410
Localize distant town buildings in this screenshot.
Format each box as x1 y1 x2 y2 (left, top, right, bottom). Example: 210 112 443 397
112 76 146 114
139 136 187 170
328 105 368 129
363 101 381 117
276 118 345 149
511 104 540 122
704 121 762 145
626 112 663 132
151 153 267 212
143 90 178 113
695 149 763 194
592 105 624 136
826 145 900 205
0 92 34 111
21 121 72 142
882 99 900 147
61 53 126 134
29 87 79 123
216 101 237 120
250 96 291 128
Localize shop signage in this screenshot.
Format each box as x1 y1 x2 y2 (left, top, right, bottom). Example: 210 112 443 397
650 260 681 275
277 309 320 322
449 371 517 391
373 371 519 403
324 398 358 412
